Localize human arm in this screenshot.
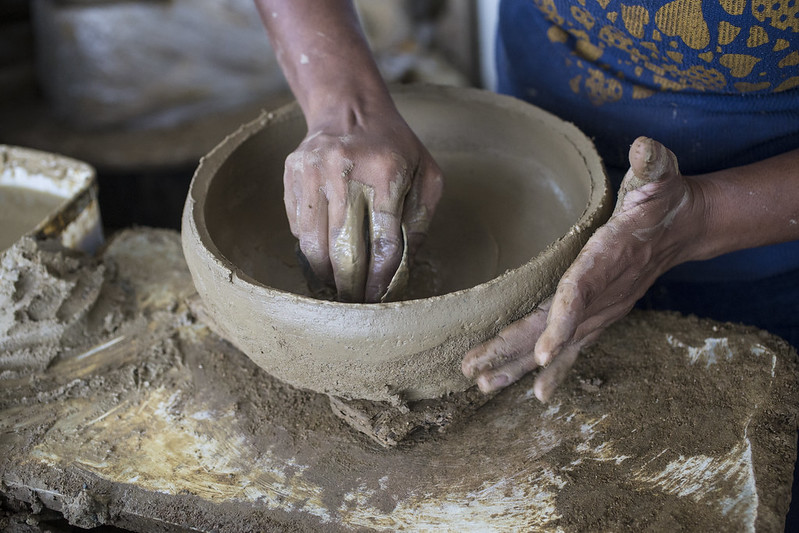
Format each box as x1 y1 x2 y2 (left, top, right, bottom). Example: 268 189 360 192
254 0 443 302
462 136 799 401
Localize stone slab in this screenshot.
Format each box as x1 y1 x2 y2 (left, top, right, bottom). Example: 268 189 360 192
1 229 797 532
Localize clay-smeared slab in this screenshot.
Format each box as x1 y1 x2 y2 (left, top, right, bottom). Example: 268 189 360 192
1 230 798 532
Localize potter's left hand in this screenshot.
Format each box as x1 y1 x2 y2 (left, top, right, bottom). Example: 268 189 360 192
462 137 703 401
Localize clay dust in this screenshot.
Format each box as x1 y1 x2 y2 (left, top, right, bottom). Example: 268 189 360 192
2 229 798 532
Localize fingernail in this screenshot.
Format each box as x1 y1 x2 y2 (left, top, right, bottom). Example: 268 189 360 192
535 351 550 367
461 362 474 378
489 374 510 389
533 381 551 403
477 374 502 393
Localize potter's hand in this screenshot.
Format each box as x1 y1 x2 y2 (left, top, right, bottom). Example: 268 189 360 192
254 0 443 302
462 137 702 401
284 103 443 302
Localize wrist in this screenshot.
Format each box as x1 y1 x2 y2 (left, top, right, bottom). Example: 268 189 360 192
674 174 724 264
655 175 713 269
302 78 396 132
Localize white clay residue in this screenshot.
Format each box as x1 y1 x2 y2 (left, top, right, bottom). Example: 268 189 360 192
666 335 733 368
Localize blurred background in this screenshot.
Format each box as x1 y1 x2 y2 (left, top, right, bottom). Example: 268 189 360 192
0 0 499 233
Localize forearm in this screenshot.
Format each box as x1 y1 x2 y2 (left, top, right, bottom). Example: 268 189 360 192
254 0 393 127
686 148 799 262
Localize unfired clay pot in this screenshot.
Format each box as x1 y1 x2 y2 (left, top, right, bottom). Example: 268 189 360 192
182 85 612 402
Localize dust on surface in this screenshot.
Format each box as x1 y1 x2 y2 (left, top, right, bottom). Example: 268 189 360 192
1 229 798 532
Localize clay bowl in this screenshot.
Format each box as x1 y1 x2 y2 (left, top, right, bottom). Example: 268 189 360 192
182 85 611 402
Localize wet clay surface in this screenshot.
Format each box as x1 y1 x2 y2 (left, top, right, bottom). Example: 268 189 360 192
0 145 102 254
217 151 579 300
0 238 114 374
0 187 66 251
2 229 798 532
188 294 486 448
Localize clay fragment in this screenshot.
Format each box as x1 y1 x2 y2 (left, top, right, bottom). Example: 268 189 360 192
329 386 496 447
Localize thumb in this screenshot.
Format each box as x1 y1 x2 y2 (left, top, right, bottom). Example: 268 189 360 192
615 137 681 215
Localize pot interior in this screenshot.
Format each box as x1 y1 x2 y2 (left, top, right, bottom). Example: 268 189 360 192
204 89 592 300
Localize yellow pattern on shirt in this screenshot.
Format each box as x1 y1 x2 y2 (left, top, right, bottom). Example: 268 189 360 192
536 0 799 103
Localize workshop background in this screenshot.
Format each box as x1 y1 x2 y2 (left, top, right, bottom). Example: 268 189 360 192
0 0 498 232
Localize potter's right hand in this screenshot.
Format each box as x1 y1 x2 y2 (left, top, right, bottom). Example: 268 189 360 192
284 100 443 302
254 0 442 301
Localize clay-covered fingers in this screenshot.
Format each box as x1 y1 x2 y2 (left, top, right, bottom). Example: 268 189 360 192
533 329 601 402
461 303 550 393
402 158 444 257
533 243 611 367
327 181 369 301
284 139 411 302
530 137 687 400
284 150 334 286
629 136 679 183
533 280 585 368
363 153 441 302
363 209 404 302
361 153 412 302
460 138 689 400
615 136 683 215
282 106 443 303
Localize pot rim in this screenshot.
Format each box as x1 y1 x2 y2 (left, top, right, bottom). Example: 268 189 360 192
184 84 610 313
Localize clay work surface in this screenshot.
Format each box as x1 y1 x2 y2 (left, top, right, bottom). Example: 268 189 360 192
1 229 798 532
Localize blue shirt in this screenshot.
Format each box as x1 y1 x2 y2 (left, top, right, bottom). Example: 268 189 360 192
496 0 799 281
